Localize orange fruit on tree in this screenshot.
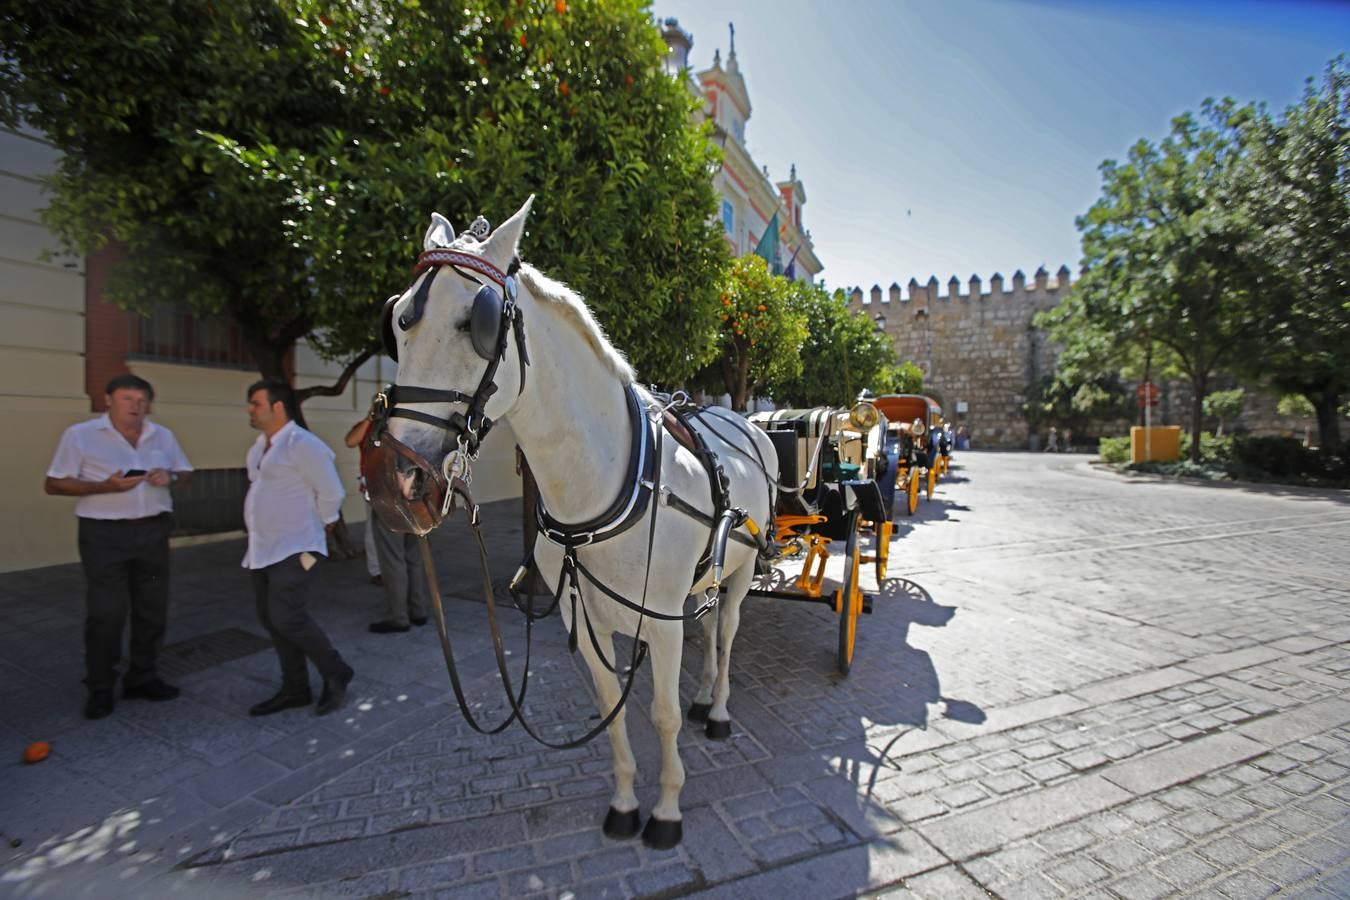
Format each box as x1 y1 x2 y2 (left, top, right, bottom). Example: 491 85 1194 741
23 741 50 764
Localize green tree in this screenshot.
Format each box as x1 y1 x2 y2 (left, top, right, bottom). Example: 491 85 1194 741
1020 373 1133 433
1 0 726 398
691 255 806 411
0 0 370 404
876 361 925 396
1072 101 1264 461
1202 387 1245 435
766 285 897 407
220 0 726 386
1229 58 1350 453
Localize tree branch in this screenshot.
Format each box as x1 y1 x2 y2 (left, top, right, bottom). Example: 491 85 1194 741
295 347 376 405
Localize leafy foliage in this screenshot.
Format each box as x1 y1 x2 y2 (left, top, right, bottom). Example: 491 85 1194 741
766 285 897 407
1048 56 1349 460
1 0 349 384
1202 387 1245 435
690 255 806 410
1 0 727 392
1227 58 1350 452
876 361 925 396
1020 373 1133 431
1067 100 1263 462
1276 393 1316 418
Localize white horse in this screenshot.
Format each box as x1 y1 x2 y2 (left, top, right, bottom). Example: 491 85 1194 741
374 196 777 848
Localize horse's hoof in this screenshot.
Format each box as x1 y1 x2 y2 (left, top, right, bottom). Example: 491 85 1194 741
602 807 641 839
705 718 732 740
641 816 683 850
687 701 711 723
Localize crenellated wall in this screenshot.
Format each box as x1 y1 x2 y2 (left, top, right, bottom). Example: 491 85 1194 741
849 266 1071 448
847 267 1335 449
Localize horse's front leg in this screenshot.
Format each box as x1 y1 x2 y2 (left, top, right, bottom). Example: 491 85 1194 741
573 624 641 839
642 620 686 850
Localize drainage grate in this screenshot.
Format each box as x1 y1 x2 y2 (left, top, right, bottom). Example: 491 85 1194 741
158 628 273 679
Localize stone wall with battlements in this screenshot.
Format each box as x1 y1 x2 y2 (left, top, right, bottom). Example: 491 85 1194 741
849 266 1071 448
847 267 1336 450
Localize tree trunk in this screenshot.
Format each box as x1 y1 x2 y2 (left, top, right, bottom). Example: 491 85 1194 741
1189 376 1206 464
733 354 750 412
1310 387 1343 455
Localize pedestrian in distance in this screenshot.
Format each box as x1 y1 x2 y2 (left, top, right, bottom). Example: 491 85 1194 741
343 415 383 587
1045 426 1059 452
243 379 354 717
45 374 194 720
346 409 429 634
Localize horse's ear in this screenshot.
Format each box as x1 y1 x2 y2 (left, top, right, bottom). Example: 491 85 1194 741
483 195 534 266
423 212 456 250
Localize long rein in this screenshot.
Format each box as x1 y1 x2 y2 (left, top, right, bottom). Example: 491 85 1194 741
418 402 707 750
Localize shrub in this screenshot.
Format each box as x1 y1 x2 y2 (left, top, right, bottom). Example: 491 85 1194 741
1180 432 1236 466
1234 435 1320 478
1098 435 1131 464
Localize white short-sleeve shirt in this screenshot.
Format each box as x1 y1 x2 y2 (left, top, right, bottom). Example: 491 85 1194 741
47 415 194 520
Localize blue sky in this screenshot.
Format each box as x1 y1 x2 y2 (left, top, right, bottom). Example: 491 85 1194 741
656 0 1348 296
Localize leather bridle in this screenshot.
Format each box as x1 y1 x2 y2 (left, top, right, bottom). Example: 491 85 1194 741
362 247 530 536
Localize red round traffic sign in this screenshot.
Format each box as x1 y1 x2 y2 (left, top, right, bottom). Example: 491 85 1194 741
1136 382 1160 407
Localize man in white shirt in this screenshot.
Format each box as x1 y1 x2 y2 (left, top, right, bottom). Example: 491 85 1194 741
46 374 193 720
243 379 354 717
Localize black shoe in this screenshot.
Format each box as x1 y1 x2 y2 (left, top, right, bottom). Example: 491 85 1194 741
84 691 114 720
369 575 384 586
410 616 428 627
315 663 355 717
249 689 313 717
123 678 181 702
368 620 410 634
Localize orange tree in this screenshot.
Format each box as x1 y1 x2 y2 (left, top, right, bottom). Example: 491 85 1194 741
690 255 807 410
2 0 726 392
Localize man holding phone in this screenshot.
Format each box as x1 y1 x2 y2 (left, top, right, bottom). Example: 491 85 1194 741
45 374 193 720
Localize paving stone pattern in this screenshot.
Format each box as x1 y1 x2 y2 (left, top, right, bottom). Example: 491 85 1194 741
2 452 1347 899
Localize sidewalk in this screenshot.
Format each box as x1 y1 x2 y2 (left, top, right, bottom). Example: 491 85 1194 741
0 499 540 897
2 454 1348 898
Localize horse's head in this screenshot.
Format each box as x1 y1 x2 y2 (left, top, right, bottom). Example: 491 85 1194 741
363 196 535 534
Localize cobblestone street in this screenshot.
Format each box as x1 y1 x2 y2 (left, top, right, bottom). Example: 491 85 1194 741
2 452 1347 898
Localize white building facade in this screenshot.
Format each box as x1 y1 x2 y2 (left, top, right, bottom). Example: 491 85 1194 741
661 20 822 284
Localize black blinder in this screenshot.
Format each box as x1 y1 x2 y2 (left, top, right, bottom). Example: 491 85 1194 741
470 284 503 361
380 294 400 362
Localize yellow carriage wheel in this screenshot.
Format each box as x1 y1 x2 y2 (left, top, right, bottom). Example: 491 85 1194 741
875 520 892 584
907 468 920 516
926 463 937 500
836 512 862 675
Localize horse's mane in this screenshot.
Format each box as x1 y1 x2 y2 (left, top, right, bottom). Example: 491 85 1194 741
518 264 636 385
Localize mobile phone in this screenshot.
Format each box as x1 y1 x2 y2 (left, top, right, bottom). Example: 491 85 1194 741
123 469 147 477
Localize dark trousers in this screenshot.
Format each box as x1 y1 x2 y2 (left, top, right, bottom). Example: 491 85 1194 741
77 514 173 692
371 518 428 627
251 554 344 693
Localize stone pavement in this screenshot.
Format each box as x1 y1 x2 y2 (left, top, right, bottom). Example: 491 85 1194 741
1 452 1346 899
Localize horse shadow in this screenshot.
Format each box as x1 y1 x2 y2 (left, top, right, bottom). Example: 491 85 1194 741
860 576 984 730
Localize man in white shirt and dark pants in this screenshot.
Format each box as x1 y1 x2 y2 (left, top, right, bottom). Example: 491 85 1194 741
45 374 194 720
243 379 354 717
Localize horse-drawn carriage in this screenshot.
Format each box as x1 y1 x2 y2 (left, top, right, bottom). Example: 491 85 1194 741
873 393 947 516
746 401 894 675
